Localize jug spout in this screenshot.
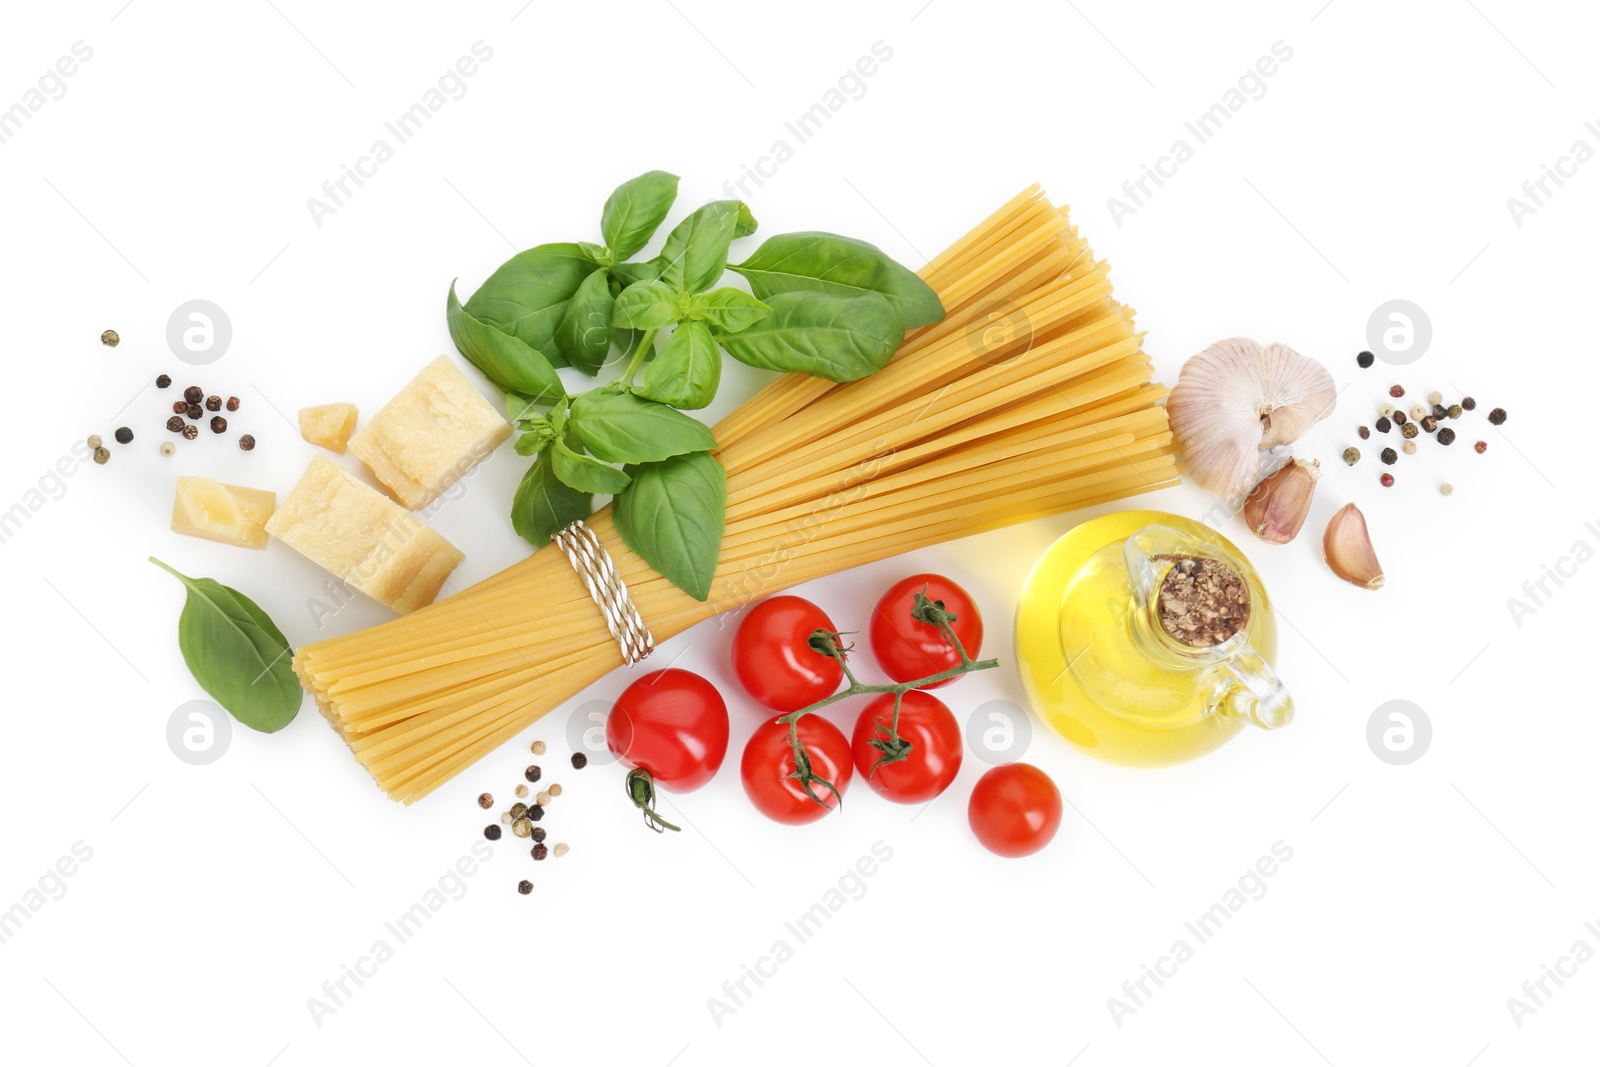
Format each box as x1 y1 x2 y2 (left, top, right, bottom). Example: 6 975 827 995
1220 642 1294 730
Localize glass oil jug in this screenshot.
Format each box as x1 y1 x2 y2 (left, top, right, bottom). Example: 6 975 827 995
1015 510 1292 766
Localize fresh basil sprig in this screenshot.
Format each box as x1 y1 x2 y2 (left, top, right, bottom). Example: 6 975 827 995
150 558 301 733
448 170 942 600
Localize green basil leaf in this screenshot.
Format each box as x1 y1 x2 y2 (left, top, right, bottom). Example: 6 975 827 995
569 390 717 463
511 449 593 546
613 451 727 602
730 232 944 329
638 321 722 410
551 438 632 494
149 558 301 733
504 394 545 424
601 170 679 262
555 268 615 375
448 282 566 403
461 242 601 366
611 280 681 330
514 432 548 457
579 240 608 265
610 259 661 288
714 290 904 382
683 287 770 333
734 201 759 238
658 200 742 294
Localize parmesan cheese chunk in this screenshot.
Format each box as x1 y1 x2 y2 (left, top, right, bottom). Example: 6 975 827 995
298 403 360 452
171 477 277 549
265 455 463 613
348 356 511 509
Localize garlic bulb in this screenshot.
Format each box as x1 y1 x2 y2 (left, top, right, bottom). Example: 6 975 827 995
1167 339 1337 499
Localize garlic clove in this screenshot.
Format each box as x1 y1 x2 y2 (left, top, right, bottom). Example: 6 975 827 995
1167 338 1337 499
1323 502 1384 589
1244 457 1321 544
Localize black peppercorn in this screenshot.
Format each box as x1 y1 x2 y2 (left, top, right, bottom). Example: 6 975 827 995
531 826 546 843
1374 416 1392 434
238 434 256 451
571 752 588 770
205 395 222 412
1393 409 1407 425
532 843 549 861
156 374 172 389
518 880 533 894
210 416 227 434
166 415 185 433
528 803 544 821
1488 407 1507 425
1437 427 1456 445
1461 396 1477 411
1433 404 1448 420
1421 416 1437 433
484 824 502 841
182 424 199 440
184 386 203 404
114 426 133 444
1381 447 1397 465
1357 351 1375 368
186 403 204 420
226 396 240 412
1358 425 1370 439
525 764 542 783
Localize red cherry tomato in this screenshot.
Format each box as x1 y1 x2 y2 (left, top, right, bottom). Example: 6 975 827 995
732 595 844 712
605 669 729 792
869 574 984 689
851 690 963 804
968 763 1062 857
741 715 853 825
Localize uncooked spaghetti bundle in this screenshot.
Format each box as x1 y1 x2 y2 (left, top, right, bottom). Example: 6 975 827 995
295 186 1178 803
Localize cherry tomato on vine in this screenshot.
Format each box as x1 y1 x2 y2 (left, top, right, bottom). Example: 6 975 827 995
732 595 844 712
851 690 963 804
869 574 984 689
967 763 1062 858
741 715 853 825
606 669 729 793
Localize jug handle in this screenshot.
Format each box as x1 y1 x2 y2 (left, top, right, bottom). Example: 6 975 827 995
1218 642 1294 730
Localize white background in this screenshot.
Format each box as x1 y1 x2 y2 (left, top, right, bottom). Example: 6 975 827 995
0 1 1594 1064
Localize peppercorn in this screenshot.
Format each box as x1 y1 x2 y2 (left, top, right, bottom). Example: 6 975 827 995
182 424 199 440
483 824 502 841
518 880 533 895
173 400 188 415
1389 385 1405 398
536 790 552 806
1401 422 1419 440
512 818 533 838
1447 404 1463 419
1393 410 1407 425
1433 404 1449 420
1358 425 1370 439
205 395 222 412
1409 404 1427 421
210 416 227 434
528 803 545 821
226 396 240 412
510 802 527 818
1475 440 1488 453
1488 407 1507 425
1381 447 1397 465
531 740 547 756
238 434 256 451
1461 396 1477 411
1437 427 1456 445
114 426 133 444
500 811 513 825
548 783 563 797
1426 390 1442 406
515 784 528 798
477 793 493 809
186 403 204 420
553 843 569 858
1380 473 1394 487
1375 417 1392 434
532 843 549 861
571 753 588 770
1357 351 1375 368
166 415 185 433
1440 482 1454 497
87 434 102 450
100 329 119 347
93 446 110 465
1343 447 1361 466
159 441 175 457
1402 440 1417 455
525 765 542 783
184 386 203 404
1378 403 1395 419
156 374 172 389
1420 416 1437 433
531 826 546 843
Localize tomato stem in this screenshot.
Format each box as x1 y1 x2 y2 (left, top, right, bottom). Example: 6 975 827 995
624 767 680 833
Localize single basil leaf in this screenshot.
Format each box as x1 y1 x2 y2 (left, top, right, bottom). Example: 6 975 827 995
555 268 615 375
658 200 742 294
612 280 681 330
551 439 632 494
514 426 555 456
149 558 301 733
569 390 717 463
511 449 593 545
638 322 722 410
448 282 566 403
613 451 727 602
610 259 661 288
730 232 944 329
684 287 770 333
715 290 904 383
601 170 679 262
734 202 758 238
461 242 601 365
